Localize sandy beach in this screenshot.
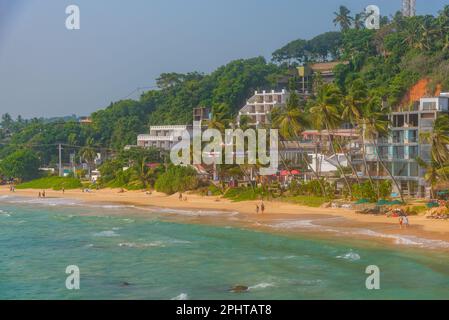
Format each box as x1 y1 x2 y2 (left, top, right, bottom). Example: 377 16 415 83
2 186 449 248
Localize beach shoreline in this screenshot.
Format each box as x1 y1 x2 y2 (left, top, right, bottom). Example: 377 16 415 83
2 186 449 250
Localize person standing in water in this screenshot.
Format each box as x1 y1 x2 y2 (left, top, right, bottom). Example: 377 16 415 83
402 214 410 229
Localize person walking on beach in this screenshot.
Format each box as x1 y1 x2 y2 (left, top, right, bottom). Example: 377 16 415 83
38 192 41 198
42 190 46 198
260 201 265 214
179 193 183 201
256 205 259 214
62 187 65 194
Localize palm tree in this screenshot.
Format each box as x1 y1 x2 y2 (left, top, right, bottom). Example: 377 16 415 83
333 6 353 31
416 157 440 199
271 91 327 197
309 84 353 198
362 100 405 203
80 138 97 177
134 155 157 189
420 114 449 180
437 6 449 50
419 16 438 51
340 84 367 184
354 12 366 30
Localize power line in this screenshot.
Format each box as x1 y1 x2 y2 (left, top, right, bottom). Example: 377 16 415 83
119 86 158 100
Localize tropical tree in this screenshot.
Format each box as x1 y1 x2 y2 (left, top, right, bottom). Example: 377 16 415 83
361 98 405 203
354 12 366 30
272 89 329 196
309 83 353 198
80 138 97 177
333 6 353 31
0 149 40 181
437 5 449 50
340 81 367 184
416 157 440 199
420 114 449 180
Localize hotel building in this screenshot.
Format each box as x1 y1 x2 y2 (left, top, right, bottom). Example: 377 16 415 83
237 90 289 127
353 94 449 198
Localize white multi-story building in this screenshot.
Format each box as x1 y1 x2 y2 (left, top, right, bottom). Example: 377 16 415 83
137 125 192 151
353 93 449 198
237 90 289 127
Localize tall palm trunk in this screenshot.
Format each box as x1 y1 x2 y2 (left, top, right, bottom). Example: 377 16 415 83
361 131 376 189
373 139 405 203
334 136 361 184
325 124 353 199
292 134 327 197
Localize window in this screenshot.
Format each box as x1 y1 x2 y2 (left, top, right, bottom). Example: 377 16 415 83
393 115 405 127
408 130 418 143
393 146 405 159
409 146 418 159
422 101 437 111
409 163 419 177
378 146 389 160
393 131 404 143
408 114 418 127
394 162 408 177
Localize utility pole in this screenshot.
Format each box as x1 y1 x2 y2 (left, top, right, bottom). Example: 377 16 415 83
58 144 63 177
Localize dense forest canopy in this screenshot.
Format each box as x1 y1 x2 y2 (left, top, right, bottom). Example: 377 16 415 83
2 4 449 170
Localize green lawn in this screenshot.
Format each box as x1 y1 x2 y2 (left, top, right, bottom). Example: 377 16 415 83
223 187 263 202
281 195 328 208
16 176 82 190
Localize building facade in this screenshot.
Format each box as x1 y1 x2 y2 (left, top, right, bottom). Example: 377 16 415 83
137 125 192 151
353 94 449 198
237 90 289 127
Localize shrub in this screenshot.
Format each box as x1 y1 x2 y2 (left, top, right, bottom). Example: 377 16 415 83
154 165 199 195
287 179 333 198
352 181 377 202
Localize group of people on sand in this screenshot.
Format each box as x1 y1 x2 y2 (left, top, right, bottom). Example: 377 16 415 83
9 184 15 192
38 190 46 198
256 201 265 214
179 193 187 202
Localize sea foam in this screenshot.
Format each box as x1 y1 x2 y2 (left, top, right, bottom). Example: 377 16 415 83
336 251 361 261
248 283 275 290
93 230 119 237
171 293 188 300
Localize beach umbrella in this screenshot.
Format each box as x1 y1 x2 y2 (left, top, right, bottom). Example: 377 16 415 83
291 170 300 175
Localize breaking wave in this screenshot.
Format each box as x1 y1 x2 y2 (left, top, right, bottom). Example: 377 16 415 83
248 283 275 290
93 230 119 237
336 251 361 261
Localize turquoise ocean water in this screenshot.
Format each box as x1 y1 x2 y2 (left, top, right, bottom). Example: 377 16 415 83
1 195 449 300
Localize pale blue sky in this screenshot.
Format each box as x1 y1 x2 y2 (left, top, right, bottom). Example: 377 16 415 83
0 0 447 118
